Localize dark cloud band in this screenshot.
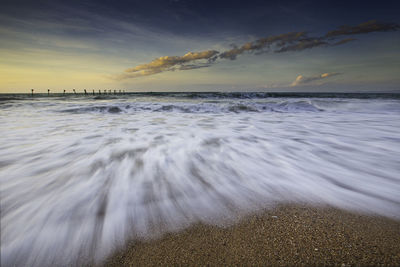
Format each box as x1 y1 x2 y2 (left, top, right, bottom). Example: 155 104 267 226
325 20 400 38
116 20 398 80
219 32 306 60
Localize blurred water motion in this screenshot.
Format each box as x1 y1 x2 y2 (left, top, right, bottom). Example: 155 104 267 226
1 93 400 266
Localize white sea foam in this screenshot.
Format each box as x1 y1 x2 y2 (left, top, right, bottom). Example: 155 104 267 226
1 95 400 266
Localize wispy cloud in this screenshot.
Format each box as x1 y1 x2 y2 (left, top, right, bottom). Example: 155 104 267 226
116 20 398 80
217 21 394 56
178 64 213 70
114 50 219 80
219 32 306 60
332 38 357 46
275 37 358 53
325 20 400 38
290 72 341 86
275 38 328 53
224 20 397 56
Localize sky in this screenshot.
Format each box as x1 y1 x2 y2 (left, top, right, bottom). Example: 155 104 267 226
0 0 399 93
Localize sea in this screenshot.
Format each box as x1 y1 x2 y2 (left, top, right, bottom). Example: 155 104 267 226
1 92 400 266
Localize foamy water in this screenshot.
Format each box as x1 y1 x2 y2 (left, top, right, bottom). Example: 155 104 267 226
1 93 400 266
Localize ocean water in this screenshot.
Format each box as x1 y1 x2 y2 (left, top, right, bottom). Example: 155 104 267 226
1 92 400 266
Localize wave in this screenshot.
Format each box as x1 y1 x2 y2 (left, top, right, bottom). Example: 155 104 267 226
62 105 124 114
59 100 324 114
52 96 400 115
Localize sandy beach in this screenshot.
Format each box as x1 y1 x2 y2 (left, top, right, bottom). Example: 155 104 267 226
105 204 400 266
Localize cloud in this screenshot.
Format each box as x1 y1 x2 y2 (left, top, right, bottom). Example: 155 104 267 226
325 20 400 38
220 30 358 57
332 38 357 46
178 64 212 70
275 37 357 53
125 50 219 72
290 72 341 86
115 50 219 79
275 38 328 53
219 32 306 59
224 21 398 56
115 20 398 79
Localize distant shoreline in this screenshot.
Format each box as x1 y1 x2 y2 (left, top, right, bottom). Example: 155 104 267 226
104 204 400 266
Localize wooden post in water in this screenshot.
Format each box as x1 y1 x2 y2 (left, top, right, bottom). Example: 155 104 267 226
31 89 34 96
47 89 50 96
99 90 101 95
84 89 87 95
92 89 95 95
73 89 76 95
63 89 66 95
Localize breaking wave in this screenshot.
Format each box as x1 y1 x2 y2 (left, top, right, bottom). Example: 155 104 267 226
59 101 324 114
57 98 400 114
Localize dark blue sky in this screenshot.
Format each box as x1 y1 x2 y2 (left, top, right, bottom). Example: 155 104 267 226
1 0 399 92
3 0 400 35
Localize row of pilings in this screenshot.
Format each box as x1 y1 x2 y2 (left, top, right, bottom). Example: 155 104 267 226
30 89 126 96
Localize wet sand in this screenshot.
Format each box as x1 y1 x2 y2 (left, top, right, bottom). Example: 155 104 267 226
105 205 400 266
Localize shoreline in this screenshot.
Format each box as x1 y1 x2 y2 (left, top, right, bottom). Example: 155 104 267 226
104 204 400 266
